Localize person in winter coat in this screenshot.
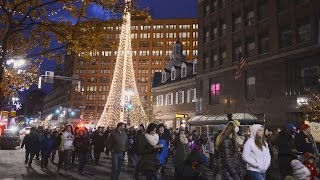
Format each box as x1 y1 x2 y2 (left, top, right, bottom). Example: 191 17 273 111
21 127 40 167
266 130 281 180
108 122 128 180
242 124 271 180
295 124 315 155
104 126 112 156
73 128 91 175
36 126 45 160
175 149 209 180
157 124 170 179
291 159 311 180
276 124 298 179
50 131 60 164
57 125 74 174
304 152 320 180
215 121 243 180
133 127 144 180
208 132 217 169
92 126 106 165
40 132 54 169
138 123 162 180
174 129 190 177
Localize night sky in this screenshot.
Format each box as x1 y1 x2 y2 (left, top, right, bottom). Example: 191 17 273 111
20 0 198 102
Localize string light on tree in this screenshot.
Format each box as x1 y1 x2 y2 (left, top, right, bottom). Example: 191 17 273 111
96 0 147 128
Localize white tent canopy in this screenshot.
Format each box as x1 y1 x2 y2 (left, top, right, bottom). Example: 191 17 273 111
187 113 264 126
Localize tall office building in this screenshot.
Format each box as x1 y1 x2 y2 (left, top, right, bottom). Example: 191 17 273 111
68 18 198 122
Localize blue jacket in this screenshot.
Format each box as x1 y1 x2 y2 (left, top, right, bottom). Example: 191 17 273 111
158 138 169 166
41 138 54 157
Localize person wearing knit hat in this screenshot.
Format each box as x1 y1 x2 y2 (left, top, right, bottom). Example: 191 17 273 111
242 124 271 180
291 159 311 180
294 124 314 155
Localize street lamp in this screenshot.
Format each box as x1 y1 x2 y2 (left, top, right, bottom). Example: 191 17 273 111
125 89 134 125
6 58 26 69
12 97 19 104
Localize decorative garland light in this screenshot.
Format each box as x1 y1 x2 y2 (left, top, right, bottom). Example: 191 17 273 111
96 0 147 128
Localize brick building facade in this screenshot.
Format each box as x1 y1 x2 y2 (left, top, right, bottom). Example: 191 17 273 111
197 0 320 127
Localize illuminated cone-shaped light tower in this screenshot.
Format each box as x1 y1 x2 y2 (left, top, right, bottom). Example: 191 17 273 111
96 0 146 127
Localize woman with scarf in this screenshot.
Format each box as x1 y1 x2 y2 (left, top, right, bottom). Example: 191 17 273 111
138 123 162 180
174 129 189 177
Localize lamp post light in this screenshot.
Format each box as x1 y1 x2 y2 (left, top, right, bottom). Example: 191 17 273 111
124 89 134 125
12 97 19 104
6 57 26 69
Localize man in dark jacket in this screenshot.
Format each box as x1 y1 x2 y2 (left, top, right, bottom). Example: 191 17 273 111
92 126 105 165
108 122 128 180
104 127 112 156
276 124 298 179
21 127 40 167
295 124 314 154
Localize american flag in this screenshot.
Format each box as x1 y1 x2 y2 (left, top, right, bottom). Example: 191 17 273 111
235 51 247 80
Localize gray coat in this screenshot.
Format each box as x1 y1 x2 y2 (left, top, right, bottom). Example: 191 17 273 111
107 129 128 152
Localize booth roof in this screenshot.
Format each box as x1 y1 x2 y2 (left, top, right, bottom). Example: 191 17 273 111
187 113 264 126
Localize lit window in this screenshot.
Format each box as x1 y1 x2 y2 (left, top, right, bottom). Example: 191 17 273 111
166 32 176 38
210 82 220 104
153 33 163 38
192 50 198 56
179 32 190 38
187 88 196 103
192 24 198 29
140 33 150 39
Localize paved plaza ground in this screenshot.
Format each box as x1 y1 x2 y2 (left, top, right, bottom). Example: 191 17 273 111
0 148 135 180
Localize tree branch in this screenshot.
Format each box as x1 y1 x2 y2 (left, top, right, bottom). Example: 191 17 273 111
26 45 67 58
14 0 63 28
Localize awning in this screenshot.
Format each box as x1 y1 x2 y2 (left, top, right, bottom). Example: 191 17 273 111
187 113 264 126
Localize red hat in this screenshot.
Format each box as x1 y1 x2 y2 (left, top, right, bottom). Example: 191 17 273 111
304 152 315 160
300 124 310 131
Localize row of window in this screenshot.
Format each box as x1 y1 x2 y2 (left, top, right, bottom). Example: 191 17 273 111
104 24 198 31
162 61 197 83
156 89 196 106
203 0 309 18
77 68 157 75
209 75 256 104
79 49 198 57
202 22 312 70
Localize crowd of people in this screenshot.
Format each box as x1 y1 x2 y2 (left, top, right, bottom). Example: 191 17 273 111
19 119 320 180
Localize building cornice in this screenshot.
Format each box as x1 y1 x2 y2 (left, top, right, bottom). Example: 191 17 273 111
153 77 196 92
197 45 319 78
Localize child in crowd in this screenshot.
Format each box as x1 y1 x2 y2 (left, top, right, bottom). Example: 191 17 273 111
304 153 320 180
40 132 54 169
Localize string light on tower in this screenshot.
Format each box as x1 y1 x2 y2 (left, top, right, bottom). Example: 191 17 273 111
96 0 147 128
